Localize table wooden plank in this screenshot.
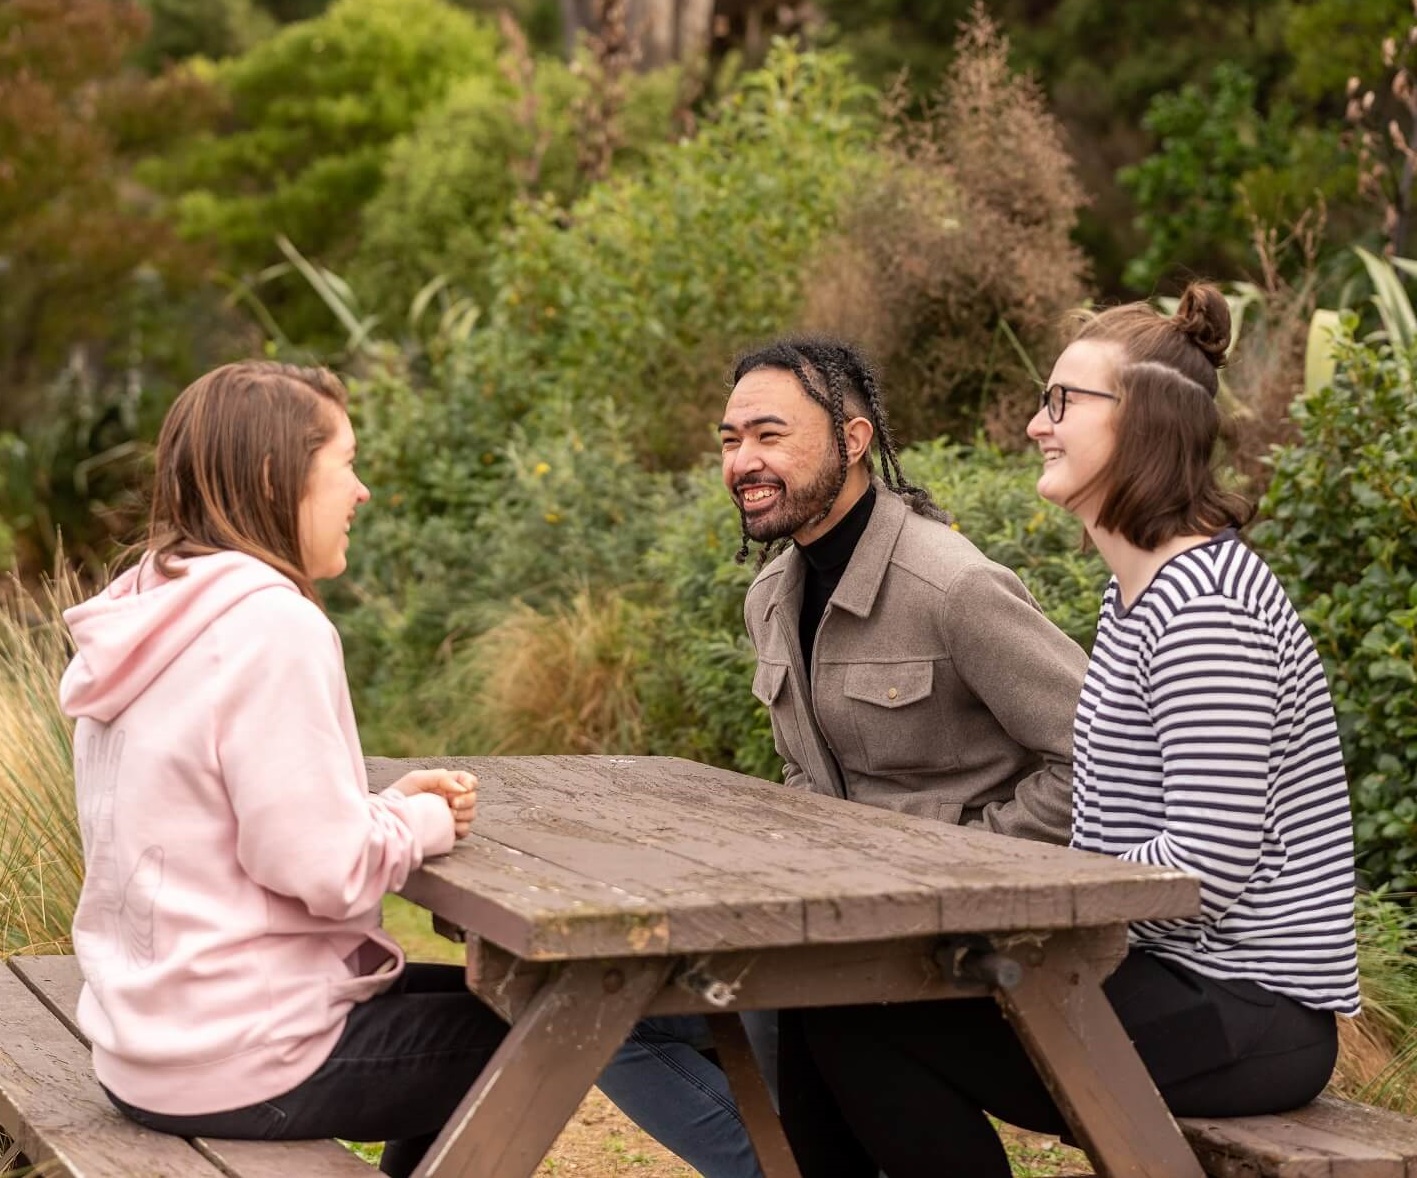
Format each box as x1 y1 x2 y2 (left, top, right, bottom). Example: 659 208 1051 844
370 755 1199 958
708 1014 801 1178
401 834 672 959
462 934 994 1022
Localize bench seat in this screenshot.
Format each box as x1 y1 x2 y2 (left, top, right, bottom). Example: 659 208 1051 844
1179 1096 1417 1178
0 954 373 1177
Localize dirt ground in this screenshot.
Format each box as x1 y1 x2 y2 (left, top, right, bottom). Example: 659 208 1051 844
541 1087 1090 1177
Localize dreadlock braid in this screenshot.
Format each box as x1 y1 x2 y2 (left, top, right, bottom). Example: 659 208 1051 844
728 336 952 566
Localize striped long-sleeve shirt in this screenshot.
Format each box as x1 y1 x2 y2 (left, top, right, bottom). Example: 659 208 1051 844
1071 531 1360 1014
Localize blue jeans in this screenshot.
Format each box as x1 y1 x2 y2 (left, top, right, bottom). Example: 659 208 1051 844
598 1013 771 1178
103 963 507 1178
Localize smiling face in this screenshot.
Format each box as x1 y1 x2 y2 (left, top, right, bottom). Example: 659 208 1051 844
1027 338 1123 525
719 367 849 546
298 408 369 581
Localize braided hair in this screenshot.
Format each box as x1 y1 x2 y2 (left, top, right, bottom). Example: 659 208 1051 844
731 336 950 565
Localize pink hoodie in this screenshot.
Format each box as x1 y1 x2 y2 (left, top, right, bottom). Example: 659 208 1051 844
60 550 454 1115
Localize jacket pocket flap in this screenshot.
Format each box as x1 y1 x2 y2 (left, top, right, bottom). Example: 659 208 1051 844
752 660 789 706
843 661 933 708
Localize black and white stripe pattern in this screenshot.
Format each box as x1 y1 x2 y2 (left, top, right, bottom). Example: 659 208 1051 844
1071 533 1360 1014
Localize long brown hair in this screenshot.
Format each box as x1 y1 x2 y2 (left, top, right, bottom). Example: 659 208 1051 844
1072 283 1252 549
146 361 349 602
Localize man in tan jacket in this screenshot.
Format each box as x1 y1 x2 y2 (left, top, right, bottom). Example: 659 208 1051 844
598 336 1089 1178
727 337 1086 843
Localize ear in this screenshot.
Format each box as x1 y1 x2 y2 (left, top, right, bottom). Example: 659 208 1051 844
843 414 874 466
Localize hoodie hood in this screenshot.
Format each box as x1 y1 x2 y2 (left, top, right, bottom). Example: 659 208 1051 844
61 551 301 724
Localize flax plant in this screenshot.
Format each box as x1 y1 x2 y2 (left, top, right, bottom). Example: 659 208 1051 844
0 568 85 958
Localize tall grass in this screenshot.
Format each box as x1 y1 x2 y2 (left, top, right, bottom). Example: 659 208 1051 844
0 568 85 958
387 589 648 757
1332 891 1417 1113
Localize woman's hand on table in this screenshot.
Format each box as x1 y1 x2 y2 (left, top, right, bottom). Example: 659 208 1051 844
387 769 478 839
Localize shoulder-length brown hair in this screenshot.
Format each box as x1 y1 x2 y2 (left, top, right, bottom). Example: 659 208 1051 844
146 361 349 602
1073 283 1253 550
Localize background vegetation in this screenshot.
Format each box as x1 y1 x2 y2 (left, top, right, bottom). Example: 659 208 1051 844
3 0 1417 1143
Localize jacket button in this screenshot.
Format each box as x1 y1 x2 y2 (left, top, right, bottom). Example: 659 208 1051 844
887 687 898 700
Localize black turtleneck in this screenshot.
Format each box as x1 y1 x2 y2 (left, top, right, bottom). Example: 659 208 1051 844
797 485 876 683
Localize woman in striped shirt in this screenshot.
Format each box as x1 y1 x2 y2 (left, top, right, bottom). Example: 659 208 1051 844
784 284 1359 1178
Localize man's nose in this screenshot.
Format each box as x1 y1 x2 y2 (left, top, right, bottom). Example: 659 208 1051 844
730 440 764 476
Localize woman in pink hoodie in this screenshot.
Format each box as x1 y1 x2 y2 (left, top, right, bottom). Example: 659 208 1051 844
60 361 507 1178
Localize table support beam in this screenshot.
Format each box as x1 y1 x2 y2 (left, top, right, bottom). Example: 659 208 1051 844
414 957 673 1178
998 929 1204 1178
709 1013 803 1178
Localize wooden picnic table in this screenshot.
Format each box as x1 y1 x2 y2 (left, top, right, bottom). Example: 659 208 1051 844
368 754 1206 1178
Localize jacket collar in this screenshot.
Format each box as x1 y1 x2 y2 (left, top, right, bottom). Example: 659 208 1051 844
762 477 906 621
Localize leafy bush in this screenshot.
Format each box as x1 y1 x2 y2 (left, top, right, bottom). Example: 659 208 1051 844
136 0 277 69
341 389 674 753
445 40 876 471
1257 323 1417 891
801 6 1089 448
354 56 682 319
149 0 500 335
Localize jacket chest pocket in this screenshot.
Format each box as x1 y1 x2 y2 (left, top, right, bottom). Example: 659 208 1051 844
752 660 789 706
842 661 954 775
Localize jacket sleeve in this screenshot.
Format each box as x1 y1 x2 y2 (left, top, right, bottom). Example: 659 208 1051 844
214 592 454 920
944 562 1087 844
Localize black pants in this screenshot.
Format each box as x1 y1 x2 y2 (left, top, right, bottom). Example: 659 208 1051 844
785 948 1339 1178
104 963 508 1178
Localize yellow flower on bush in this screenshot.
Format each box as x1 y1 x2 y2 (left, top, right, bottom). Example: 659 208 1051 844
544 511 562 525
533 462 551 477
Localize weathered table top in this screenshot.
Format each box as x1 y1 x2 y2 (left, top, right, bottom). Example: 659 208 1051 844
367 754 1200 960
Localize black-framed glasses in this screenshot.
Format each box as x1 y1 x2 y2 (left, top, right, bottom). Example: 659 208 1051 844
1040 383 1120 423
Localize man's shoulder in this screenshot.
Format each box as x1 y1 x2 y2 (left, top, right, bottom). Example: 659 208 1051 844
887 508 996 590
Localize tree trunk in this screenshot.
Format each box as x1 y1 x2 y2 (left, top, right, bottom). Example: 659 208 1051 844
561 0 716 67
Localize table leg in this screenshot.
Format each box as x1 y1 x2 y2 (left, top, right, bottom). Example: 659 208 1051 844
413 957 673 1178
708 1013 803 1178
996 929 1204 1178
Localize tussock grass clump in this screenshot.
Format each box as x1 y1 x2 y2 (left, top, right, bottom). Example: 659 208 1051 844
395 590 648 758
1332 891 1417 1113
0 568 85 958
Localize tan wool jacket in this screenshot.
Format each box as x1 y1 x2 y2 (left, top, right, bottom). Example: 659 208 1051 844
744 484 1088 844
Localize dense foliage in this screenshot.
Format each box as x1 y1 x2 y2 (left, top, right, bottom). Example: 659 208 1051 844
1258 325 1417 892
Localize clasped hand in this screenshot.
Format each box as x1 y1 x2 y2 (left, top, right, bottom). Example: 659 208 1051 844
387 769 478 839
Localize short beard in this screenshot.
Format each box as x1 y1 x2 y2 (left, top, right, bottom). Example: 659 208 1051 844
736 452 843 545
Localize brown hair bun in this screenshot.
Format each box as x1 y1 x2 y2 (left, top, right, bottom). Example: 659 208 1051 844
1173 283 1230 369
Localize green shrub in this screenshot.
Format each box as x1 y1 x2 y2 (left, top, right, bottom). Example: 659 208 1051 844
448 40 876 471
149 0 499 337
1256 323 1417 891
1119 63 1294 290
354 57 681 320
